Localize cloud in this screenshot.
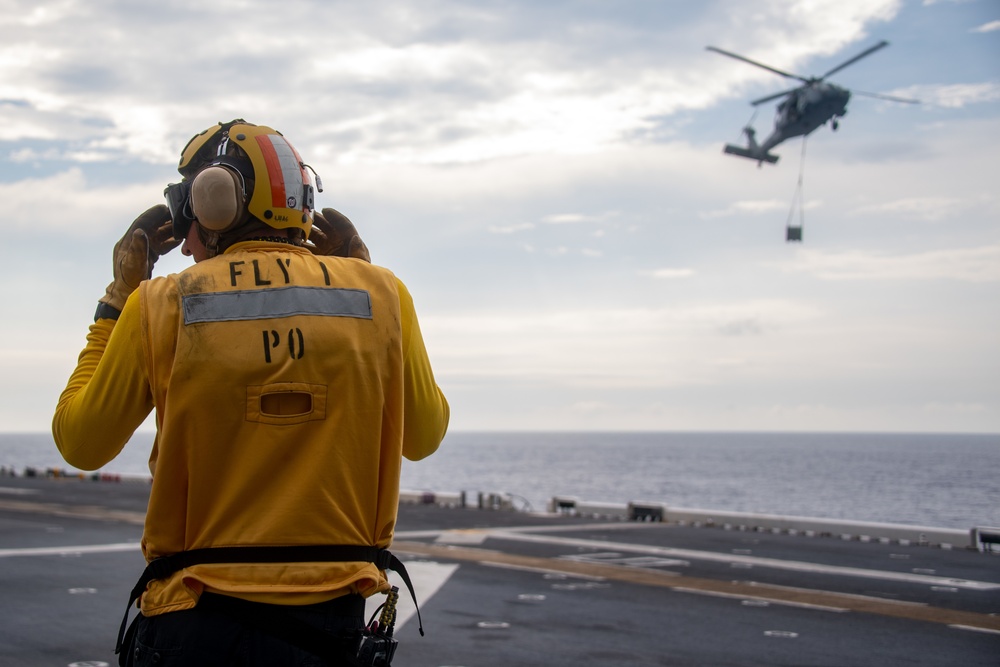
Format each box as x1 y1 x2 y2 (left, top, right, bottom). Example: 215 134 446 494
2 168 170 236
699 199 823 220
642 268 696 279
542 213 618 225
921 401 989 414
0 0 909 170
417 298 867 421
423 299 823 377
971 20 1000 33
488 222 535 234
570 401 612 414
887 82 1000 109
848 196 970 222
718 318 763 337
769 246 1000 282
704 0 901 86
425 301 819 339
10 146 115 164
700 200 785 219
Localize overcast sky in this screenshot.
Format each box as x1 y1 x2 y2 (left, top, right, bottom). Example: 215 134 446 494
1 0 997 434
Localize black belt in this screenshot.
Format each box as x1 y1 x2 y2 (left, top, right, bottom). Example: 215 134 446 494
115 545 422 657
199 591 367 617
196 592 367 664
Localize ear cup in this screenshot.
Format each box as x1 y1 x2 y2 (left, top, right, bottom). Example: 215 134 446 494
190 166 245 232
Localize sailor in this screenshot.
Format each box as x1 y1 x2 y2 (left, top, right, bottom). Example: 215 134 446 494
52 119 450 666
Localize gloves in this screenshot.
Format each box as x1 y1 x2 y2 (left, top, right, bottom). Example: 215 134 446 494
308 208 371 262
97 205 180 315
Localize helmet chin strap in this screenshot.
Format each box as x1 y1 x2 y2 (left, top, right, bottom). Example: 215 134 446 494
203 228 223 258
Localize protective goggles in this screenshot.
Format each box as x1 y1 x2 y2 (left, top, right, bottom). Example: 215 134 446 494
164 180 194 241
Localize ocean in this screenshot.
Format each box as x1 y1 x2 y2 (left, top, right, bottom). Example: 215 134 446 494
4 431 997 530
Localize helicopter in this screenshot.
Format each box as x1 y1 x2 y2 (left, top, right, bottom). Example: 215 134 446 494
707 41 918 165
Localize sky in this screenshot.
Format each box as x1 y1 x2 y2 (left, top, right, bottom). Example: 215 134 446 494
1 0 997 434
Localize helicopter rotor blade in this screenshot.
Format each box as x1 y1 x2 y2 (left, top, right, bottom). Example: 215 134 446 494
706 46 810 83
819 40 889 80
851 90 921 104
751 87 802 106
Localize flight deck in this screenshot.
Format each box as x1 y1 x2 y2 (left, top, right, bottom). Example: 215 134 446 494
0 474 997 666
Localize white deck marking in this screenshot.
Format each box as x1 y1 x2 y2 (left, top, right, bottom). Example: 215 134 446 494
379 560 459 631
481 560 607 580
671 586 849 612
435 529 489 545
0 486 40 495
396 523 1000 591
948 624 1000 636
741 580 929 607
485 530 1000 591
0 542 141 557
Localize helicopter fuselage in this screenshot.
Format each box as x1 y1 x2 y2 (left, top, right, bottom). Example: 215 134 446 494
760 82 851 153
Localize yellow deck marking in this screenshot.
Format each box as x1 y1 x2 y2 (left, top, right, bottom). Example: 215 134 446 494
0 499 146 525
391 540 1000 633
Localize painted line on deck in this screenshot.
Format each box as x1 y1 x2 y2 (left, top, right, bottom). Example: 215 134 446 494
948 624 1000 636
400 523 999 591
485 530 1000 591
479 560 608 581
670 586 849 612
434 529 489 545
0 542 141 558
0 499 145 525
0 486 40 495
395 521 649 541
384 560 459 630
390 540 1000 633
741 580 930 607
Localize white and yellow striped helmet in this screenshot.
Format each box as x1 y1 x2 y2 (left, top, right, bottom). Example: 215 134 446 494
176 119 318 236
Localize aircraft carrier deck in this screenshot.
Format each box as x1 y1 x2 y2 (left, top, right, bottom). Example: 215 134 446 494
1 473 997 666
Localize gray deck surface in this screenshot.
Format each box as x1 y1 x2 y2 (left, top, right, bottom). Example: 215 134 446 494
1 475 997 666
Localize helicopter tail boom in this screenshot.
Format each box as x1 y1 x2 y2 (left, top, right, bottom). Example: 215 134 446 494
723 125 780 164
723 143 779 164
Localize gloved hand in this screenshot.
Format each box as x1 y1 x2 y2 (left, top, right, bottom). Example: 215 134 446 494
307 208 371 262
98 205 180 312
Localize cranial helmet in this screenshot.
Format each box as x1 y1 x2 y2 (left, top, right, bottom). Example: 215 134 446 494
165 119 320 242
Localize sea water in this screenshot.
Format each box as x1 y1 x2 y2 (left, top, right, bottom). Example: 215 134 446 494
4 431 997 530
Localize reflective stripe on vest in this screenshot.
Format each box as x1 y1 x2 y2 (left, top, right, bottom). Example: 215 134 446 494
182 286 373 324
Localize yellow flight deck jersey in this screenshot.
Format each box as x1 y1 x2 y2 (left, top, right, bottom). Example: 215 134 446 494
53 241 449 616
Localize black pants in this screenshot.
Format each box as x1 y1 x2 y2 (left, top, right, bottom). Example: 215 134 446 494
128 593 366 667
